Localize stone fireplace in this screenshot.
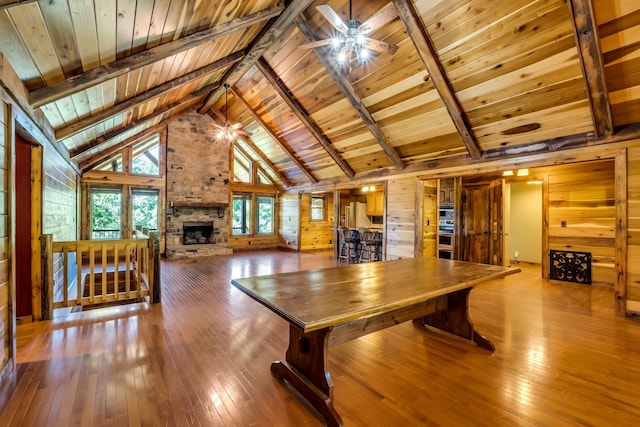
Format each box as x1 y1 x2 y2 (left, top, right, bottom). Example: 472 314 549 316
165 112 233 258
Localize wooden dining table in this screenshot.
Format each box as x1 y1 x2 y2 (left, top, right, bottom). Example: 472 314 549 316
231 257 520 426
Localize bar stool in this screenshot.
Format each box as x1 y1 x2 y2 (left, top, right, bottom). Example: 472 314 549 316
359 231 381 262
338 228 360 263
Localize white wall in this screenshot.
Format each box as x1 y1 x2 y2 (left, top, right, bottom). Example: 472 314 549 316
509 182 542 263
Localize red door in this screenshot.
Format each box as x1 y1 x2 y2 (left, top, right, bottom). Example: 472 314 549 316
16 134 32 318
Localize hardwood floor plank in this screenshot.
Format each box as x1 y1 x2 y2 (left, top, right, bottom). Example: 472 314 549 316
1 251 639 426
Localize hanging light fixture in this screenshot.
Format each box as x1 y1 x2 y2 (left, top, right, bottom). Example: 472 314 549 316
298 1 399 72
213 84 249 143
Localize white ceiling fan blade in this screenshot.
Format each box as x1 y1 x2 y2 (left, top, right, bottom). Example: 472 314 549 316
298 39 335 50
316 4 347 32
359 3 399 35
363 37 399 55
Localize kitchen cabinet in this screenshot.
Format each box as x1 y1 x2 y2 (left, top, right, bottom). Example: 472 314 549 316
366 191 384 216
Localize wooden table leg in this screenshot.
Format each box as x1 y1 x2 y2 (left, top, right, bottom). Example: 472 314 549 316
414 288 495 351
270 324 345 427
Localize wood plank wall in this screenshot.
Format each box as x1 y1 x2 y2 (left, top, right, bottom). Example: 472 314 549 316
386 177 417 260
278 192 298 250
0 100 10 389
547 161 616 285
423 180 438 257
299 193 334 251
626 146 640 313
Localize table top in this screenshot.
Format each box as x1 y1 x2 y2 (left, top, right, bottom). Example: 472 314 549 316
231 257 520 333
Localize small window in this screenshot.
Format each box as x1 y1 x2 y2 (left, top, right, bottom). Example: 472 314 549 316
94 153 123 172
256 196 274 234
233 148 251 183
132 135 160 175
310 194 327 222
257 170 272 185
232 194 251 235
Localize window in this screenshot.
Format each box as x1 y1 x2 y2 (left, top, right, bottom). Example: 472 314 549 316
257 170 272 185
232 194 251 235
94 153 123 172
256 196 275 234
132 190 159 231
233 148 251 183
91 188 122 239
310 194 327 221
132 135 160 175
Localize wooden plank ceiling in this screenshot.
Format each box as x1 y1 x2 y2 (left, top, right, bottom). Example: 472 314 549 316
1 0 638 188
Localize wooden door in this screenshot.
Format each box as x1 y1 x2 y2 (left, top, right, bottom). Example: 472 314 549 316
460 180 504 265
15 135 32 318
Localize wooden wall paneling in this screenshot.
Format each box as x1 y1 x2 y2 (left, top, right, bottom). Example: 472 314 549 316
546 161 616 285
625 146 640 313
0 99 12 388
278 192 299 250
386 177 417 260
299 192 334 251
415 177 424 257
30 145 42 321
615 149 627 315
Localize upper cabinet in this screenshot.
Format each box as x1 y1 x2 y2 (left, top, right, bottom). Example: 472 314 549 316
440 178 455 206
366 191 384 216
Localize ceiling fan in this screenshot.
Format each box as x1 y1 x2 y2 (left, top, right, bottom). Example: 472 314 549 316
213 84 250 143
299 1 399 68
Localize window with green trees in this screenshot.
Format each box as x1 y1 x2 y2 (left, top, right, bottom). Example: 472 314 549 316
256 196 274 234
91 188 122 239
132 136 160 175
132 190 159 231
232 194 251 235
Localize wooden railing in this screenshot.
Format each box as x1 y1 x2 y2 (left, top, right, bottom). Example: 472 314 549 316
40 229 160 320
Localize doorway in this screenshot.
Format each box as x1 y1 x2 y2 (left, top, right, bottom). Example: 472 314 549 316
15 134 35 320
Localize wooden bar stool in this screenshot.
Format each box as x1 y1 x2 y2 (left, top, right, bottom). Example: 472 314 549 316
359 231 381 262
338 228 359 263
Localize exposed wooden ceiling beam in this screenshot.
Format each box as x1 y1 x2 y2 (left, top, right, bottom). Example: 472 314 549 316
393 0 482 160
198 0 315 114
567 0 614 138
0 0 36 10
56 51 245 141
230 86 317 184
208 108 292 188
28 4 284 108
79 124 169 172
71 89 205 159
255 57 355 179
295 15 405 170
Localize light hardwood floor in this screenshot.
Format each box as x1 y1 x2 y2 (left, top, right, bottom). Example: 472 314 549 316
2 251 640 426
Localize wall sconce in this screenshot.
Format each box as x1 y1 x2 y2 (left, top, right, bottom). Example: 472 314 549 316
502 170 514 176
516 169 529 176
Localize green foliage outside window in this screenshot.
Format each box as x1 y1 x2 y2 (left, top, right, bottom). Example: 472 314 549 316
91 190 122 239
257 196 274 234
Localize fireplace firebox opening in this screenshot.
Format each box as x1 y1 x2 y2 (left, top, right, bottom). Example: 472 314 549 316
183 221 214 245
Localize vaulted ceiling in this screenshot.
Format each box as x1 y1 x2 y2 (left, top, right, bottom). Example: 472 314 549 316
1 0 638 188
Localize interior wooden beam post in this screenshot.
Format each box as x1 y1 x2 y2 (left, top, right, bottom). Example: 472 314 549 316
255 57 355 179
294 15 405 170
39 234 53 321
393 0 482 160
55 51 245 141
28 4 284 108
566 0 614 139
229 86 317 184
199 0 315 113
614 149 627 316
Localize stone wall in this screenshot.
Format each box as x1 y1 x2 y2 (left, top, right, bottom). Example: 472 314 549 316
166 112 232 257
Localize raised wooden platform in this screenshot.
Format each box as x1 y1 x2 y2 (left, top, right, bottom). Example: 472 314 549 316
165 243 233 258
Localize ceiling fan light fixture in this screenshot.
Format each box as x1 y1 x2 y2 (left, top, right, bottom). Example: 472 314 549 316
214 83 248 144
